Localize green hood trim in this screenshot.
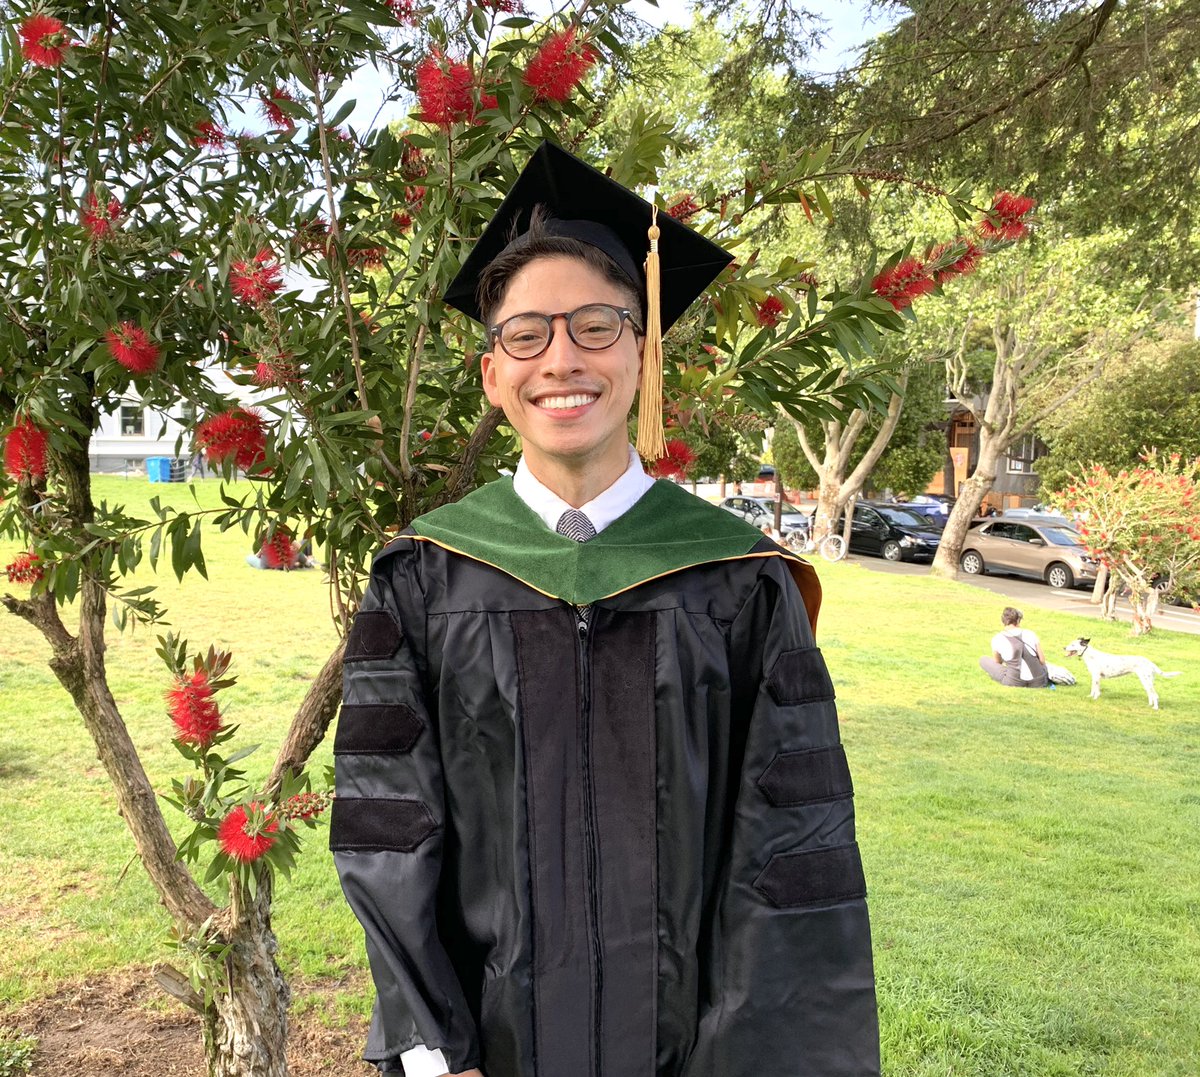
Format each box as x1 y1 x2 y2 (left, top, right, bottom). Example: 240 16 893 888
406 477 768 605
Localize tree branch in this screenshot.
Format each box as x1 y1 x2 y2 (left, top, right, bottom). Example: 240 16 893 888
266 636 347 797
882 0 1120 151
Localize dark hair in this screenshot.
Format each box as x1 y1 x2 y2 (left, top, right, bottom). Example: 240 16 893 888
475 206 644 328
1001 607 1023 626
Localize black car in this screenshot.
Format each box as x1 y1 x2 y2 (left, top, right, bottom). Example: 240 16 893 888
841 502 942 562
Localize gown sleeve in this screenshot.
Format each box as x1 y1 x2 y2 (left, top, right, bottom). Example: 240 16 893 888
685 557 880 1076
330 544 481 1075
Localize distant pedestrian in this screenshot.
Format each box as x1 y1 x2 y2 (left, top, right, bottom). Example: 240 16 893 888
979 606 1050 688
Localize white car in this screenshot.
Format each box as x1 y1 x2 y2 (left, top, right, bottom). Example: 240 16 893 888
718 496 811 541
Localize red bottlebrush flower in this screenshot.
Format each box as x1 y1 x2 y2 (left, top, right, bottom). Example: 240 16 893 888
756 296 786 327
405 184 426 212
387 0 419 22
192 119 226 147
81 191 122 240
261 527 297 569
478 0 521 11
647 438 698 480
5 420 49 481
872 258 936 311
400 137 429 179
930 237 983 284
978 191 1037 241
667 195 700 222
416 54 477 127
348 246 386 270
253 354 299 388
195 408 267 470
165 670 224 748
281 792 329 821
105 322 161 375
6 551 43 584
229 248 283 307
523 27 598 104
19 14 70 68
261 88 296 131
217 803 278 863
795 271 821 289
391 210 413 233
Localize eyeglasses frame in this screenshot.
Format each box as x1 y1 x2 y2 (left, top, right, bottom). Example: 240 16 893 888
487 303 644 361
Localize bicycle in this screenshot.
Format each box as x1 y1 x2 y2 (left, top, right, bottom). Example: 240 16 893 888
787 528 847 563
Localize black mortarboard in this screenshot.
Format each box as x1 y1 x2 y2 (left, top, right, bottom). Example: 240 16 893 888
443 141 733 458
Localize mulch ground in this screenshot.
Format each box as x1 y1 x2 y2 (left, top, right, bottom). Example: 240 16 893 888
6 967 377 1076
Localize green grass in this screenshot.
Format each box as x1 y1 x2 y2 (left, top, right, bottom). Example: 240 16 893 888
3 476 1199 1074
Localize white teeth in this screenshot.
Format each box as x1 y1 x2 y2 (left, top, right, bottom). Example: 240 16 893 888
537 393 597 410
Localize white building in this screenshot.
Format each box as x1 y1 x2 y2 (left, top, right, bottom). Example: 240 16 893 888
89 366 263 475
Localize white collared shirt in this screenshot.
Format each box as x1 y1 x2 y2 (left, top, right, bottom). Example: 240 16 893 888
512 444 655 535
400 446 653 1077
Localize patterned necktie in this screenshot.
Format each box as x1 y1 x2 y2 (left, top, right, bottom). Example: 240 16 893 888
557 509 596 631
556 508 596 543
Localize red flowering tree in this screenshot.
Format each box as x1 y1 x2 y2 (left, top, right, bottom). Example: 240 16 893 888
1 2 996 1073
1051 453 1200 634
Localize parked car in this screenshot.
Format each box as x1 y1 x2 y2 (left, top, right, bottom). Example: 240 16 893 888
959 518 1100 589
895 500 952 528
719 496 810 541
840 502 942 562
907 494 956 507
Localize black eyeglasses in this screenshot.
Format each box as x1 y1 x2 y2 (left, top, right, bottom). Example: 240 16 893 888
489 303 642 360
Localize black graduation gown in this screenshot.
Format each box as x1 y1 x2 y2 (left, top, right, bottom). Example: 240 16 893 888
331 480 879 1076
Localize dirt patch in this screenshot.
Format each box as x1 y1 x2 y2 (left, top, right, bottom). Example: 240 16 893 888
5 967 377 1076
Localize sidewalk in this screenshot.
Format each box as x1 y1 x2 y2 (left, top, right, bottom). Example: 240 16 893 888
850 555 1200 636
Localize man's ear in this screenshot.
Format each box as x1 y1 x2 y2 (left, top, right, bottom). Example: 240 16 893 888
481 350 501 408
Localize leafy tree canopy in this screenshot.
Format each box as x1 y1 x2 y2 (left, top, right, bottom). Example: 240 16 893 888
1036 330 1200 494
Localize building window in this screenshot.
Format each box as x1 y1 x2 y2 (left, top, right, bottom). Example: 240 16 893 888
1007 433 1039 474
120 405 144 436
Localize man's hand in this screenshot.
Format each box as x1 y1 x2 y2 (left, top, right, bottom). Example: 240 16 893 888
445 1071 484 1077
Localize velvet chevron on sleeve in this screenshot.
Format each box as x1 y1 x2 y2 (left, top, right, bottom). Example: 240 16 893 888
331 550 482 1075
332 481 878 1077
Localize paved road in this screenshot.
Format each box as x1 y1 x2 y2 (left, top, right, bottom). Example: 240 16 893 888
846 554 1200 636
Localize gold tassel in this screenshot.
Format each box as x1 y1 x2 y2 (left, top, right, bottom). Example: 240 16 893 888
637 204 667 461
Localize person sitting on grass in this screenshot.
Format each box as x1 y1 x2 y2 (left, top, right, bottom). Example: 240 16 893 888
979 606 1050 688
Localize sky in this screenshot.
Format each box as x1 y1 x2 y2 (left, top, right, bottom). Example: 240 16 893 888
316 0 899 134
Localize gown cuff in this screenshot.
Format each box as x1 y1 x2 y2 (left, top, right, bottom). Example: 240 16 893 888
397 1045 451 1077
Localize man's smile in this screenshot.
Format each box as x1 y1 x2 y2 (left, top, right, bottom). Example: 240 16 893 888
531 391 600 411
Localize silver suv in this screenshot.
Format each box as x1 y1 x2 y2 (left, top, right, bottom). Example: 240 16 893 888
960 517 1100 589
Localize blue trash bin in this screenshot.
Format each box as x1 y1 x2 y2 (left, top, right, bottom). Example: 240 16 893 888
146 456 169 482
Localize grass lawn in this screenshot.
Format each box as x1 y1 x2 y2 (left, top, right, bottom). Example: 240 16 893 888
2 476 1198 1075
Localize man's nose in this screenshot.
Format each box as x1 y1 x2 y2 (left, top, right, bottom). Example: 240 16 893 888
541 314 584 374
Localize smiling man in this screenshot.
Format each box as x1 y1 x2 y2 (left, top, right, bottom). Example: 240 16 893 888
330 142 879 1077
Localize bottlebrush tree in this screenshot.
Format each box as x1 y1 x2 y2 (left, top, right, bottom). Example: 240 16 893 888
1051 452 1200 634
1 1 1000 1073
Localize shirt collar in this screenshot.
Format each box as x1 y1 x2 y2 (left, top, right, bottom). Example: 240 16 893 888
512 446 655 535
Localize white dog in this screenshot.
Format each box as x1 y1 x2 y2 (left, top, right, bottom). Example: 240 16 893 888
1063 638 1181 709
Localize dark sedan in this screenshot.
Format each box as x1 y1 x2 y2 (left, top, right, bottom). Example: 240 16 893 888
842 503 942 562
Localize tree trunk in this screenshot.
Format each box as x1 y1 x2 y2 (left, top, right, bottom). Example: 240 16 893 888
1090 564 1108 604
813 478 845 541
930 441 1002 578
207 881 290 1077
1100 579 1119 620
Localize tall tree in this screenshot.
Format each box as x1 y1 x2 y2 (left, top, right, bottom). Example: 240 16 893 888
1035 331 1200 494
929 232 1154 577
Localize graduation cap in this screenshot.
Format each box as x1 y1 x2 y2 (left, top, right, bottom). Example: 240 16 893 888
443 141 733 460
